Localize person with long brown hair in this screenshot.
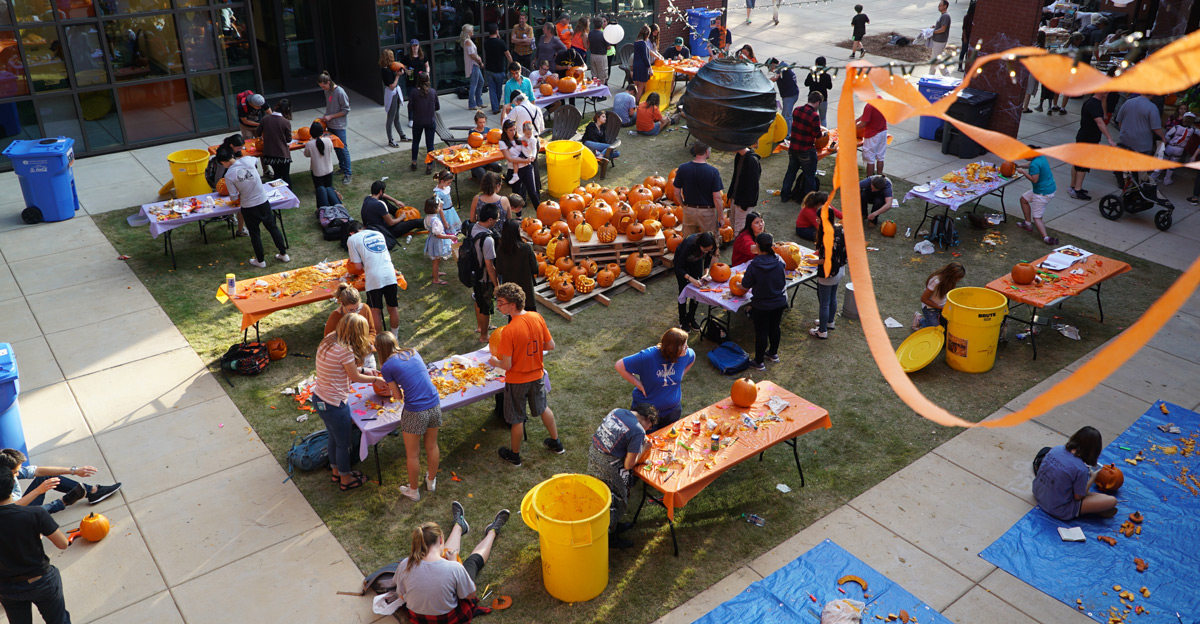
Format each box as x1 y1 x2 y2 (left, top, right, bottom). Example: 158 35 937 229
916 261 965 329
314 313 383 491
392 503 510 622
379 48 409 147
630 25 653 101
408 71 439 174
256 97 292 185
615 327 695 430
375 333 441 502
1032 426 1117 520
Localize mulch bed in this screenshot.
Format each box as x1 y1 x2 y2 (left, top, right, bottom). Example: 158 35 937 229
835 31 933 63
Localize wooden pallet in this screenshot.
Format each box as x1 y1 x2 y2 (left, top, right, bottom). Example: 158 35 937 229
535 264 669 321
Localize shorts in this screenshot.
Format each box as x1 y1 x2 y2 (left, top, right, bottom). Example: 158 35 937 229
862 132 887 164
462 553 485 581
367 283 398 309
1021 189 1054 220
853 33 864 42
1073 164 1090 173
400 405 443 434
473 280 495 315
745 0 756 7
503 378 547 425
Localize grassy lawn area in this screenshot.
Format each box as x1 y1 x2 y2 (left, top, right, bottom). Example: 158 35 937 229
94 126 1179 623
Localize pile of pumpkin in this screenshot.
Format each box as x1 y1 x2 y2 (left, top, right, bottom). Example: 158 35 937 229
698 241 808 298
466 128 503 149
537 67 588 97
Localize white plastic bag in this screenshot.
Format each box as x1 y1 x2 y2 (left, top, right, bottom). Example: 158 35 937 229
372 591 405 615
914 240 935 255
821 598 866 624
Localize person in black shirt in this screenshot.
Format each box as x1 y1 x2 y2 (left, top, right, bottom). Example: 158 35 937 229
804 57 833 120
1070 93 1114 200
673 232 716 331
728 146 762 234
662 37 691 60
379 49 409 146
553 46 586 78
850 5 869 59
671 142 725 238
398 40 429 98
361 180 424 245
0 470 71 624
587 17 609 84
483 24 512 115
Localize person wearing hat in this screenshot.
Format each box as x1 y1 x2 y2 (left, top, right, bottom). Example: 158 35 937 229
768 58 799 118
662 36 690 60
238 92 268 138
398 40 430 120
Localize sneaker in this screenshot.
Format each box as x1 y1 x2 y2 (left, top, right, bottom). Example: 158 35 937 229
1058 108 1067 115
1076 190 1091 200
498 447 522 466
236 227 250 237
1017 221 1034 232
1067 187 1079 199
62 483 86 507
249 258 267 269
543 437 565 454
275 253 291 263
484 509 511 534
1187 196 1199 205
400 485 421 502
87 483 122 504
341 174 352 185
766 353 780 363
1021 108 1033 114
809 327 828 339
426 475 437 492
452 500 469 535
1034 105 1043 112
749 361 766 371
388 140 399 148
609 534 635 549
1043 236 1059 245
812 319 836 330
1162 177 1174 186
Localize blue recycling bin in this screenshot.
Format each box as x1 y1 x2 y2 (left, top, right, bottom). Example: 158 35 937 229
917 75 963 141
687 8 721 57
2 137 80 225
0 343 28 465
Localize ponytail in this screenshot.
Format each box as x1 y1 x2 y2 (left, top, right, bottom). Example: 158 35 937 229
406 522 442 572
310 122 326 156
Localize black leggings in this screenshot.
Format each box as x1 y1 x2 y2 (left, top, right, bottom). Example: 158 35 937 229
242 201 288 261
463 553 485 581
264 158 291 186
751 306 785 364
676 271 698 326
411 124 435 163
512 163 540 208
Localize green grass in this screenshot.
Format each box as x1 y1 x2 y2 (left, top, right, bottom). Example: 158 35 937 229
94 129 1180 623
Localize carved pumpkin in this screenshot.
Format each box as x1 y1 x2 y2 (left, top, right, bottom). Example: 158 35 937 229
544 73 559 89
558 76 578 93
546 234 572 261
625 222 645 241
579 258 598 276
373 378 392 397
585 182 602 196
539 82 554 96
660 211 678 229
1095 464 1124 491
634 201 656 222
549 220 571 239
559 193 585 214
773 243 800 270
79 512 110 542
575 222 594 242
642 219 662 237
486 128 502 144
215 178 229 196
571 67 586 81
611 202 636 234
584 201 613 230
644 175 667 190
556 281 576 300
266 338 287 360
543 265 561 283
815 132 831 151
555 256 574 272
569 264 588 281
296 126 311 141
537 200 562 224
565 210 585 230
596 268 615 287
467 132 484 148
999 161 1016 178
729 273 748 296
606 262 621 277
575 275 596 293
1011 262 1036 285
521 216 541 234
531 227 552 246
719 225 735 243
731 378 758 408
627 186 654 206
709 262 732 282
399 206 422 222
488 326 505 357
625 252 653 278
665 230 684 253
598 188 619 206
596 223 618 242
880 220 898 237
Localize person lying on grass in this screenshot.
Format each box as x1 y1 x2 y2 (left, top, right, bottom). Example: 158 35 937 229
1031 426 1118 520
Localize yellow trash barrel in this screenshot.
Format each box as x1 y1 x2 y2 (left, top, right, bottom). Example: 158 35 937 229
754 112 789 158
521 473 611 602
942 286 1008 373
641 66 675 104
167 149 213 198
545 140 584 198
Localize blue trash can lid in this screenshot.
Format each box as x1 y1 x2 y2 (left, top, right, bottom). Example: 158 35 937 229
0 343 16 384
2 137 74 158
917 75 962 89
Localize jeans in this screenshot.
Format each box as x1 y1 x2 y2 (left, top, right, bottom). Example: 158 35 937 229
751 306 785 364
795 226 816 241
675 271 698 327
264 159 291 187
641 403 682 432
315 185 338 207
27 475 81 514
312 172 333 190
514 53 534 71
0 565 70 624
411 124 435 163
511 164 541 209
780 95 797 118
816 282 838 332
241 201 288 262
817 99 828 122
780 148 817 202
385 98 407 143
919 305 942 329
637 122 662 136
486 71 506 113
860 189 887 220
329 127 351 176
468 66 484 109
314 395 354 474
582 140 618 158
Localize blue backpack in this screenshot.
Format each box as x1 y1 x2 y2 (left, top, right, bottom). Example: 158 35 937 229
287 429 329 472
707 341 750 375
927 214 960 249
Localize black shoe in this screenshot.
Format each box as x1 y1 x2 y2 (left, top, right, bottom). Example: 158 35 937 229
766 353 780 363
452 500 469 535
613 521 635 534
62 484 86 507
410 162 418 171
498 447 522 466
388 140 399 148
1188 196 1199 205
688 321 702 332
87 483 122 504
399 134 409 141
484 509 511 534
609 534 635 549
543 437 565 454
1075 190 1091 200
749 361 766 371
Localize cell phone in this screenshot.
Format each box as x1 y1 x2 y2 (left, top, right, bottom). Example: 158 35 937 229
314 400 327 411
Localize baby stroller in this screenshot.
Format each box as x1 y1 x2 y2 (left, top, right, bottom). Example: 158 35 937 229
1099 169 1174 231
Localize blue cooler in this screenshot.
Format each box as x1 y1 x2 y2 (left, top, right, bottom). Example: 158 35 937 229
687 8 722 57
917 76 963 141
0 343 28 464
2 137 80 224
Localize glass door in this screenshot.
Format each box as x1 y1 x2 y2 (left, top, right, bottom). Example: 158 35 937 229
278 0 323 92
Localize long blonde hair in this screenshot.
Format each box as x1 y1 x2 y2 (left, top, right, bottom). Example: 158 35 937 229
335 283 361 307
460 24 474 46
374 332 415 365
318 313 372 364
407 522 442 572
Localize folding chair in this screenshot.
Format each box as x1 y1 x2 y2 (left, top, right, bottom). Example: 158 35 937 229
618 43 635 89
602 112 623 169
434 112 468 146
550 104 583 142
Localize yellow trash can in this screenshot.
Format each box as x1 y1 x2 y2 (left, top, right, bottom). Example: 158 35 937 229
641 66 675 104
754 112 789 158
521 473 610 602
943 287 1008 373
546 140 584 198
167 149 213 198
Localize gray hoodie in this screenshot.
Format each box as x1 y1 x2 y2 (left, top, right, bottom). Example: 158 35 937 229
324 85 351 130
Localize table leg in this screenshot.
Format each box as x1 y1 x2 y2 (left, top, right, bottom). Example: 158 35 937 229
375 444 383 486
915 202 934 237
760 439 806 486
1093 283 1105 323
631 480 679 556
199 219 209 244
164 230 177 270
276 211 289 249
453 173 462 208
632 479 648 524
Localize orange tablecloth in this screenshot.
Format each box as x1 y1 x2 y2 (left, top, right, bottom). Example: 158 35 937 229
425 144 506 174
986 253 1131 308
663 59 705 77
637 380 831 520
207 133 344 157
812 127 893 161
217 259 378 331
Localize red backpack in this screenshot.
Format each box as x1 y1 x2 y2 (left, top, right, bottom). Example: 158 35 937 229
235 90 255 115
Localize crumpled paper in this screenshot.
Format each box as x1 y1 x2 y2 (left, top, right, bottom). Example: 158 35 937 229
766 395 790 415
914 240 935 255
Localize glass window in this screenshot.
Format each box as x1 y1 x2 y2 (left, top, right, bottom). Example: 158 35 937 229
176 0 207 6
66 25 107 87
57 0 97 19
13 0 52 23
117 78 193 142
377 1 400 48
405 0 431 42
226 66 252 111
104 15 184 82
37 95 85 146
281 0 317 79
612 0 653 49
0 1 11 26
431 40 467 91
97 0 170 15
80 88 122 149
0 101 39 155
0 31 29 97
216 5 249 66
20 26 69 92
178 10 218 72
190 73 225 131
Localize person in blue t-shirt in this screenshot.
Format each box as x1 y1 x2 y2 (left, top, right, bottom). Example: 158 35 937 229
615 327 695 430
1031 426 1117 521
586 405 659 549
377 333 443 503
1015 155 1059 246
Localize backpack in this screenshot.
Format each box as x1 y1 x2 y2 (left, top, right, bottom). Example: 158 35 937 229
235 90 255 116
287 429 330 472
707 341 750 375
927 214 960 249
457 227 494 287
219 342 269 385
204 156 220 189
817 224 847 278
316 204 351 241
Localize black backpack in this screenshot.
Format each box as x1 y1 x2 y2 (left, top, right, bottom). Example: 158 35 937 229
927 214 960 249
316 204 351 242
817 224 847 278
457 226 493 287
219 342 269 386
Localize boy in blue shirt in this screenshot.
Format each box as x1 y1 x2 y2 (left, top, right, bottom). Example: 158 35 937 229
1016 155 1059 245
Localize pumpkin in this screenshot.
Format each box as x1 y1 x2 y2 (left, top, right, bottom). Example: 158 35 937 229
544 73 559 89
564 210 585 230
575 275 596 293
585 182 602 196
667 168 677 188
625 252 653 278
373 378 392 397
596 268 615 287
614 186 630 199
266 338 287 360
773 243 800 270
815 132 831 151
569 264 588 281
729 273 748 296
543 265 561 282
539 82 554 96
390 61 403 72
559 193 585 215
642 219 662 237
653 58 665 67
1011 262 1036 285
571 67 586 81
556 281 576 301
670 205 683 223
999 161 1016 178
521 216 541 235
606 262 621 277
719 225 735 243
584 201 613 230
1095 464 1124 491
598 188 620 206
597 223 618 243
296 126 311 141
579 258 598 276
665 230 684 253
633 201 655 222
537 200 561 224
575 222 594 242
644 175 667 190
611 202 636 233
558 76 578 93
660 211 678 229
467 132 484 148
488 326 505 357
399 206 422 222
486 128 502 144
531 227 552 246
215 178 229 196
627 186 654 206
880 220 898 237
709 262 732 282
537 260 549 276
549 220 571 239
1128 511 1143 524
625 222 646 241
731 378 758 408
79 512 110 542
555 256 574 272
314 117 326 129
546 234 571 262
572 187 594 205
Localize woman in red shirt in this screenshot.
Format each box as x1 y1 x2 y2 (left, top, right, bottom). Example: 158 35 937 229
731 211 764 266
794 191 841 241
636 92 674 136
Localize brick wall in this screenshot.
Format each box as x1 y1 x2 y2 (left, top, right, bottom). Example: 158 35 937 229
965 0 1043 138
656 0 728 53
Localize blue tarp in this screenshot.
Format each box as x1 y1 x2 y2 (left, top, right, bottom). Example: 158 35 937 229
693 539 956 624
981 400 1199 623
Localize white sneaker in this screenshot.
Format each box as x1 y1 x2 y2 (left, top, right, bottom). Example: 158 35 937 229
249 258 267 268
400 485 421 501
275 253 291 262
426 476 437 492
237 227 249 237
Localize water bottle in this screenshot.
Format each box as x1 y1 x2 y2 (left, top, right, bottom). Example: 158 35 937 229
226 273 236 297
404 235 413 245
905 227 912 238
742 513 766 527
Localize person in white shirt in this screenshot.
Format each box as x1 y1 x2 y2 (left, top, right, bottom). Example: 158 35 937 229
503 92 544 137
528 59 554 87
218 146 289 269
346 219 401 333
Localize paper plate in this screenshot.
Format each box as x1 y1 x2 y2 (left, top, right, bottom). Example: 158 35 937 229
896 326 945 373
936 189 953 198
913 185 930 193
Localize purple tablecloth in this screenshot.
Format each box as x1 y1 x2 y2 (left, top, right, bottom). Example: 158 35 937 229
348 347 550 459
533 84 611 108
140 184 300 239
677 254 817 313
901 162 1023 211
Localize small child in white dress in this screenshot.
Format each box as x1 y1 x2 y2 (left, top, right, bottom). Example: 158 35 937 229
422 196 456 285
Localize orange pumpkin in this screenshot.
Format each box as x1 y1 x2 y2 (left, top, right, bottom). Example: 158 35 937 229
400 206 422 222
611 202 636 234
598 188 619 206
266 338 288 360
606 262 621 277
644 175 667 190
539 82 554 96
667 168 678 188
543 265 561 282
556 281 576 301
596 223 618 243
660 211 678 229
625 251 653 278
670 205 683 223
729 273 748 296
642 219 662 237
614 186 631 199
627 186 654 206
569 264 588 281
558 76 578 93
1011 262 1036 285
574 222 594 242
296 126 311 141
555 256 574 272
314 117 326 129
596 268 615 287
653 58 665 67
488 326 505 357
78 512 110 542
391 61 403 72
531 227 552 246
815 132 831 151
634 201 658 222
537 260 549 276
571 187 593 205
545 73 559 89
486 128 502 144
709 262 732 282
731 378 758 407
537 200 562 224
550 220 571 239
575 274 595 293
571 67 586 81
584 201 613 230
880 220 898 237
665 230 684 253
521 216 541 234
547 234 572 262
215 178 230 196
649 185 664 201
559 193 585 215
719 225 735 243
1095 464 1124 491
999 161 1016 178
585 182 602 196
467 132 485 148
579 258 598 276
373 378 392 397
625 222 645 241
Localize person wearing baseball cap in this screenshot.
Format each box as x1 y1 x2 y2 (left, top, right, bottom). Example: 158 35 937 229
662 36 690 60
238 92 268 138
399 39 430 118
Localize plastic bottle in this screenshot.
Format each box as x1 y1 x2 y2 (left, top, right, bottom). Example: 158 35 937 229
404 235 413 245
226 273 236 297
905 227 912 238
741 513 766 527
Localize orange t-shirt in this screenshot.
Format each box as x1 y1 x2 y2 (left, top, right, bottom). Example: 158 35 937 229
556 23 573 47
636 103 663 132
570 31 587 51
497 311 552 384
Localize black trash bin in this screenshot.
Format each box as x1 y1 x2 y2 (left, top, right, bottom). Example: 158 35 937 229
941 88 997 159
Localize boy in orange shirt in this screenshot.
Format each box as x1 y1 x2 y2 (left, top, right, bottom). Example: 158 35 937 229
488 283 563 465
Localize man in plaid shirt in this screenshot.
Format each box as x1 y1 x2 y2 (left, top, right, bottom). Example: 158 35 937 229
780 91 824 203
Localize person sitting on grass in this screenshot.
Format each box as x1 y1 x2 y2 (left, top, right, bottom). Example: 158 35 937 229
361 179 425 246
914 261 965 330
391 502 510 623
794 191 840 242
636 92 677 137
2 448 121 514
1032 426 1118 520
587 405 658 549
1014 154 1059 246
